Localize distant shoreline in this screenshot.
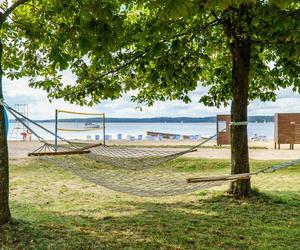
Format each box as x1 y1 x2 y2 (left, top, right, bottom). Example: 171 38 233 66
9 116 274 123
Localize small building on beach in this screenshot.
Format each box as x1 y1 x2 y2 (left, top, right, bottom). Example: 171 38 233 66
274 113 300 149
216 115 231 146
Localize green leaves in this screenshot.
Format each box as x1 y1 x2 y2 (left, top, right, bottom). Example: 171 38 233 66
160 0 194 19
0 0 299 108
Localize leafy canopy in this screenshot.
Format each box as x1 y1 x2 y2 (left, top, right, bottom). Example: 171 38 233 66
1 0 299 107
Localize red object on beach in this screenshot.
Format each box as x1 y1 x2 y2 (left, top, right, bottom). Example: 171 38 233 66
20 132 27 140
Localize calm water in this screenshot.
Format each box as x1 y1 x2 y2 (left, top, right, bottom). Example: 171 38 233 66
8 121 275 141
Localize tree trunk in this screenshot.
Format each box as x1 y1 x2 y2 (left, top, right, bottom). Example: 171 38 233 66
229 38 252 198
0 37 11 225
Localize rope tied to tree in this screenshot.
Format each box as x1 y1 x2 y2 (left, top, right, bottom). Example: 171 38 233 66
230 121 248 126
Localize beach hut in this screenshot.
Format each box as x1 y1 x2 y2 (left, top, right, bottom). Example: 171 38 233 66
274 113 300 149
216 115 231 146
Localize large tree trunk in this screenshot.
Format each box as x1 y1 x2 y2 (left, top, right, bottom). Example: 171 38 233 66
229 38 252 198
0 38 11 225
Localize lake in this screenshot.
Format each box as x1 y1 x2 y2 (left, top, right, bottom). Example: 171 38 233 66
8 121 275 141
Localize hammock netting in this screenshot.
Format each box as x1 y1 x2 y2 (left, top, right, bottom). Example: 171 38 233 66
3 100 298 197
31 141 199 170
29 141 230 197
40 154 229 197
87 145 197 170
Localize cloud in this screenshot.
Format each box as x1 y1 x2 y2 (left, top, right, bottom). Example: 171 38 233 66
3 75 300 119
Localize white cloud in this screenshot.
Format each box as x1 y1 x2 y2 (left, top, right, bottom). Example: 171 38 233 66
3 74 300 119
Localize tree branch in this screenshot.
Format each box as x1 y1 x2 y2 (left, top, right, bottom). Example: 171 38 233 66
92 19 219 81
211 11 223 24
0 0 30 22
95 48 150 80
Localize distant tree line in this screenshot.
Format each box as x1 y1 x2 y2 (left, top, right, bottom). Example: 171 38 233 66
19 115 275 123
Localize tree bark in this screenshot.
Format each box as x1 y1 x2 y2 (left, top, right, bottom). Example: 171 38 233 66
229 38 252 198
0 37 11 225
222 5 253 198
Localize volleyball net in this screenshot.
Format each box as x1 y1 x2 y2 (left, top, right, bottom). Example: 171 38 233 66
55 109 106 145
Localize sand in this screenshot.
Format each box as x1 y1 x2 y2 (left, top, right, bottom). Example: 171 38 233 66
7 139 300 161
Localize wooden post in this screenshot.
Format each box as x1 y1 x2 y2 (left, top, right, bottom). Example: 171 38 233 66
216 116 219 146
55 109 58 152
103 113 106 146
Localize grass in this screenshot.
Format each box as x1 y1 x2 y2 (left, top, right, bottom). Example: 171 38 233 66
0 158 299 249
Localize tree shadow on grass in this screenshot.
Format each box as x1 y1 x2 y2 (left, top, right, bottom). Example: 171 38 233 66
1 191 299 250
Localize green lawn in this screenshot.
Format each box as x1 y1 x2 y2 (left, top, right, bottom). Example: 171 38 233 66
0 158 299 249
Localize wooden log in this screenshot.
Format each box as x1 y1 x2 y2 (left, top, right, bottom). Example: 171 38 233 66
28 150 91 157
187 173 252 183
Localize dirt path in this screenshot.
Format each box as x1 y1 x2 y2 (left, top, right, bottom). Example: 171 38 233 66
7 140 300 161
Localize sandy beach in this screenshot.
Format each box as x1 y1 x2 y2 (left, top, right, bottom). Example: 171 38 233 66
7 139 300 161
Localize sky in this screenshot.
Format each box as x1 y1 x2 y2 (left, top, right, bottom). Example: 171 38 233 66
3 75 300 120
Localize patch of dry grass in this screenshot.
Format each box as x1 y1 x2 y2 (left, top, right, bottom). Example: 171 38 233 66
0 158 299 249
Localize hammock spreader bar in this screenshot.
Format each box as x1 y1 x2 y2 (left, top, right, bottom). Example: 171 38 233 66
187 156 300 183
187 173 252 183
28 150 91 157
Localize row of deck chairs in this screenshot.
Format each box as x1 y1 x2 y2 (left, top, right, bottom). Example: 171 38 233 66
86 133 267 142
250 134 267 141
87 134 206 141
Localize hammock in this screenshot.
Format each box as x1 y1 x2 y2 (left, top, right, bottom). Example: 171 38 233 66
3 100 216 170
2 100 298 197
38 154 299 197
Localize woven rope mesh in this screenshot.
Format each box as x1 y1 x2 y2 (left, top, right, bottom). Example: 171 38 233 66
45 142 197 170
32 143 300 197
86 145 195 170
40 155 229 197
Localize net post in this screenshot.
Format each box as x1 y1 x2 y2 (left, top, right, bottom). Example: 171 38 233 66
103 113 106 146
55 109 58 152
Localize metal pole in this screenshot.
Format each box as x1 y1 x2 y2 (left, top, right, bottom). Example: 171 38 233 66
55 109 58 151
103 113 106 146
